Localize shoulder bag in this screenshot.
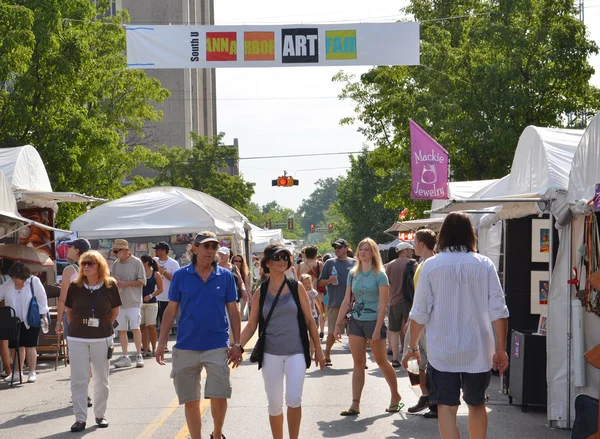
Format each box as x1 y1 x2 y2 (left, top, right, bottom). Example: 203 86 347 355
250 278 287 364
27 281 50 328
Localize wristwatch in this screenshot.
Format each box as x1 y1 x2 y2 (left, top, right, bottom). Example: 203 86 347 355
231 343 244 353
408 346 419 353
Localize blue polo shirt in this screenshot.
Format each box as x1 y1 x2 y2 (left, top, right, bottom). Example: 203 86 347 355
169 263 237 351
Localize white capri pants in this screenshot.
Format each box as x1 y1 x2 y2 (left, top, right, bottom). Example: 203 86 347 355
68 338 112 423
262 352 306 417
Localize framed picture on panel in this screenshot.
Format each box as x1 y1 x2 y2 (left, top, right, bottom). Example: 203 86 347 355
531 219 551 263
530 270 550 315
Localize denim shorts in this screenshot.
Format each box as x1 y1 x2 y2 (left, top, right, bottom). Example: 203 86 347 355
427 365 491 407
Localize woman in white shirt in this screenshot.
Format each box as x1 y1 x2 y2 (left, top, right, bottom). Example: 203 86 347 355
0 262 49 383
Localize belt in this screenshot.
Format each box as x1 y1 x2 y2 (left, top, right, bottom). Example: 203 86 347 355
72 318 112 324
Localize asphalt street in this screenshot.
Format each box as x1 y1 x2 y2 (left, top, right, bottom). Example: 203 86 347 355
0 326 571 439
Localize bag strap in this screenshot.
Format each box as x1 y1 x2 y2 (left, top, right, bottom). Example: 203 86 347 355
261 279 287 335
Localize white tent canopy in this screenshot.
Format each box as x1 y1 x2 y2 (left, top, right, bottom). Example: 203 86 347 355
250 224 284 253
430 179 498 216
70 187 250 254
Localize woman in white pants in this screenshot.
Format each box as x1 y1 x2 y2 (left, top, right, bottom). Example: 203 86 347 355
65 251 121 433
238 244 325 439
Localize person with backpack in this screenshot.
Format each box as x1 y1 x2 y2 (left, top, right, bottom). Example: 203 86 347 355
297 245 326 337
384 241 415 368
237 244 325 439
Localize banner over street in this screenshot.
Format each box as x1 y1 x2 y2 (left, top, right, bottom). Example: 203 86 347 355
126 23 420 69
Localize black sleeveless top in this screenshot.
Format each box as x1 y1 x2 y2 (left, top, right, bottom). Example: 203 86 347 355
142 270 157 304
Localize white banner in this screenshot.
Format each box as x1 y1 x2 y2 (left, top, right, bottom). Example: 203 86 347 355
126 23 420 69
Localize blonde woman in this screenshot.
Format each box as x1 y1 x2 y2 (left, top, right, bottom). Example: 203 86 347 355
334 238 402 416
65 251 122 432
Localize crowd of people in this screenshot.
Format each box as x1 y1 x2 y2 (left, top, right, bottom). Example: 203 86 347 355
0 211 510 439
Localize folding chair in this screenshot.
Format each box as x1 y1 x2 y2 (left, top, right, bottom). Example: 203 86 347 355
0 306 22 387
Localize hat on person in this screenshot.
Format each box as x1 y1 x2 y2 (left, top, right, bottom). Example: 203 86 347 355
396 241 414 251
111 239 132 252
193 231 219 246
331 239 349 249
153 242 170 251
66 238 91 254
217 247 230 255
272 246 292 256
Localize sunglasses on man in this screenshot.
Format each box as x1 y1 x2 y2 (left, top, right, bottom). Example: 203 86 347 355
271 253 290 262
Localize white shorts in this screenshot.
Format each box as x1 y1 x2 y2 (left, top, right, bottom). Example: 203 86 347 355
116 307 141 331
140 303 158 326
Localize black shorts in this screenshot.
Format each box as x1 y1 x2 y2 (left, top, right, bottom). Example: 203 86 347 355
8 323 40 349
347 319 387 340
427 365 491 407
157 301 169 325
388 301 410 332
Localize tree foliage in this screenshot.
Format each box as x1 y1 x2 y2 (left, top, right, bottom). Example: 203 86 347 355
149 133 255 213
0 0 169 227
335 0 600 213
296 177 341 233
245 201 304 240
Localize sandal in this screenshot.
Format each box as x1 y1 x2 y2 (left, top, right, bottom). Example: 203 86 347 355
340 408 360 416
391 360 401 368
325 359 333 366
385 402 405 413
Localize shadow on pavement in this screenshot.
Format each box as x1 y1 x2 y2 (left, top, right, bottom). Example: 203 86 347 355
0 406 73 430
316 413 391 437
38 424 100 438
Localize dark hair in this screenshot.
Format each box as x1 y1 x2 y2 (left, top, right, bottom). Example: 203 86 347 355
387 247 399 262
347 249 354 258
8 261 32 280
322 254 332 262
415 229 437 251
141 254 159 271
261 244 292 274
304 245 318 259
437 213 476 252
231 254 248 278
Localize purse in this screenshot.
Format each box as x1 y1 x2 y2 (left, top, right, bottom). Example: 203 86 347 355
315 262 326 294
27 281 50 328
344 273 355 326
250 279 287 365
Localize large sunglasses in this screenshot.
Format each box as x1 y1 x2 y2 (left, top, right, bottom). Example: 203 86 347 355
112 249 122 254
195 242 219 250
81 260 96 267
271 253 290 262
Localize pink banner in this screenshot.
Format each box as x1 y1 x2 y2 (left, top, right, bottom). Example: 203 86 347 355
410 120 449 200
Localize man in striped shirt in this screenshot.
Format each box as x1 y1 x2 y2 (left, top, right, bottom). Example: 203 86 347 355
403 212 509 439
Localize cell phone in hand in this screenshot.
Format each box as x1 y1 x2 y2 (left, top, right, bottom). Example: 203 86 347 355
112 320 119 329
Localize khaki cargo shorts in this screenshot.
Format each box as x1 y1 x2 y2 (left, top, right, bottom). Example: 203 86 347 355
327 306 345 335
171 347 232 404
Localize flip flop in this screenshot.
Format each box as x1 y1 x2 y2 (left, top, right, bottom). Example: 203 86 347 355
340 408 360 416
385 402 405 413
325 359 333 366
391 360 401 368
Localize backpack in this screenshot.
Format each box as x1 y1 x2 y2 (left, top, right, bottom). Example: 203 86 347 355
402 260 417 304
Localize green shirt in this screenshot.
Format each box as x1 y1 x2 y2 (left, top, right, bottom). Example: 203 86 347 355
348 269 389 322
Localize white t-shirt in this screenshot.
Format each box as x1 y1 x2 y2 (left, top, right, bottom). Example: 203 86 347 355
154 257 180 301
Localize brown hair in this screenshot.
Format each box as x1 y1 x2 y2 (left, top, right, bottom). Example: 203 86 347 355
261 244 292 274
437 213 477 253
74 250 117 288
231 254 248 278
415 229 437 251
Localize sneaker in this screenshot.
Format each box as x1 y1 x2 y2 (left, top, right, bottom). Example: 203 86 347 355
114 356 131 368
319 331 324 339
136 354 144 368
423 408 438 418
27 372 37 383
0 371 7 378
87 396 93 407
408 395 430 413
4 372 22 383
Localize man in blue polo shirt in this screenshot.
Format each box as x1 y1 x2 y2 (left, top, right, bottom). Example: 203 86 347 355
156 231 242 439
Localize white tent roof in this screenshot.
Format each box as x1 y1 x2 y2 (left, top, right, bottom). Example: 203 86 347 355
508 126 584 196
70 186 248 239
250 224 284 253
0 145 52 192
567 113 600 203
430 179 498 214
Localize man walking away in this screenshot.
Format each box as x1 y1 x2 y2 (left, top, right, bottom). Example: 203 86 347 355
153 242 179 353
385 241 414 368
110 239 146 369
318 239 356 367
156 232 242 439
403 213 509 439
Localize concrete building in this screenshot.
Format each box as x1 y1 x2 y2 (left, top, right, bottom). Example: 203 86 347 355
116 0 217 149
221 138 240 177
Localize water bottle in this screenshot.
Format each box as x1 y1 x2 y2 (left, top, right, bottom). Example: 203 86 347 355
41 318 49 334
331 266 339 286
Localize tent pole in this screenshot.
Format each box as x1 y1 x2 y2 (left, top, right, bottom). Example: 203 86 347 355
566 223 573 428
244 229 250 263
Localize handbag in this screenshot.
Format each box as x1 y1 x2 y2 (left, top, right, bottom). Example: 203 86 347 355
315 262 326 294
27 281 50 328
250 279 287 364
344 273 355 325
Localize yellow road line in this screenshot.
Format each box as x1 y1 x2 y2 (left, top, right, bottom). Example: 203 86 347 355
173 331 259 439
136 395 181 439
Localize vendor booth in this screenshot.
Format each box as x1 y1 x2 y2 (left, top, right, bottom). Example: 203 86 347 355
70 186 253 264
251 224 284 254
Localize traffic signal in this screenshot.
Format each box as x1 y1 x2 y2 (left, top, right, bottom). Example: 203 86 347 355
288 218 294 230
310 224 315 233
328 223 334 232
272 175 299 187
265 219 272 229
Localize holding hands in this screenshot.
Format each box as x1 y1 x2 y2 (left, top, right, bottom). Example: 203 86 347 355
227 345 244 368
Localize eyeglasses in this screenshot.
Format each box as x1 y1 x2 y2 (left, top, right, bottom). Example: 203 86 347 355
195 242 219 250
81 261 96 267
112 249 121 254
271 253 290 262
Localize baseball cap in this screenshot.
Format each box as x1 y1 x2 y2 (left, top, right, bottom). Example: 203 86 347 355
153 242 170 251
66 238 91 253
217 247 231 255
396 241 414 251
193 231 219 246
331 239 349 249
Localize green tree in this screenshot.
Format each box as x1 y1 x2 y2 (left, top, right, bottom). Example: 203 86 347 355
0 0 170 227
333 149 397 246
150 133 255 213
296 177 341 234
335 0 600 212
245 201 304 240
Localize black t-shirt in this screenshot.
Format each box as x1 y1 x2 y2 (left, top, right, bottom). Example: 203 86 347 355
65 282 122 339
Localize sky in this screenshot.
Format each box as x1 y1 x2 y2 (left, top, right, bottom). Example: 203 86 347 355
213 0 600 212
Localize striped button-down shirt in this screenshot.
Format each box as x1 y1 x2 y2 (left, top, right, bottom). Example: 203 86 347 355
409 250 509 373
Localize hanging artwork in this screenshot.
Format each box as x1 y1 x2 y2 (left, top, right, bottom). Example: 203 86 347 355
530 270 550 315
531 219 550 263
